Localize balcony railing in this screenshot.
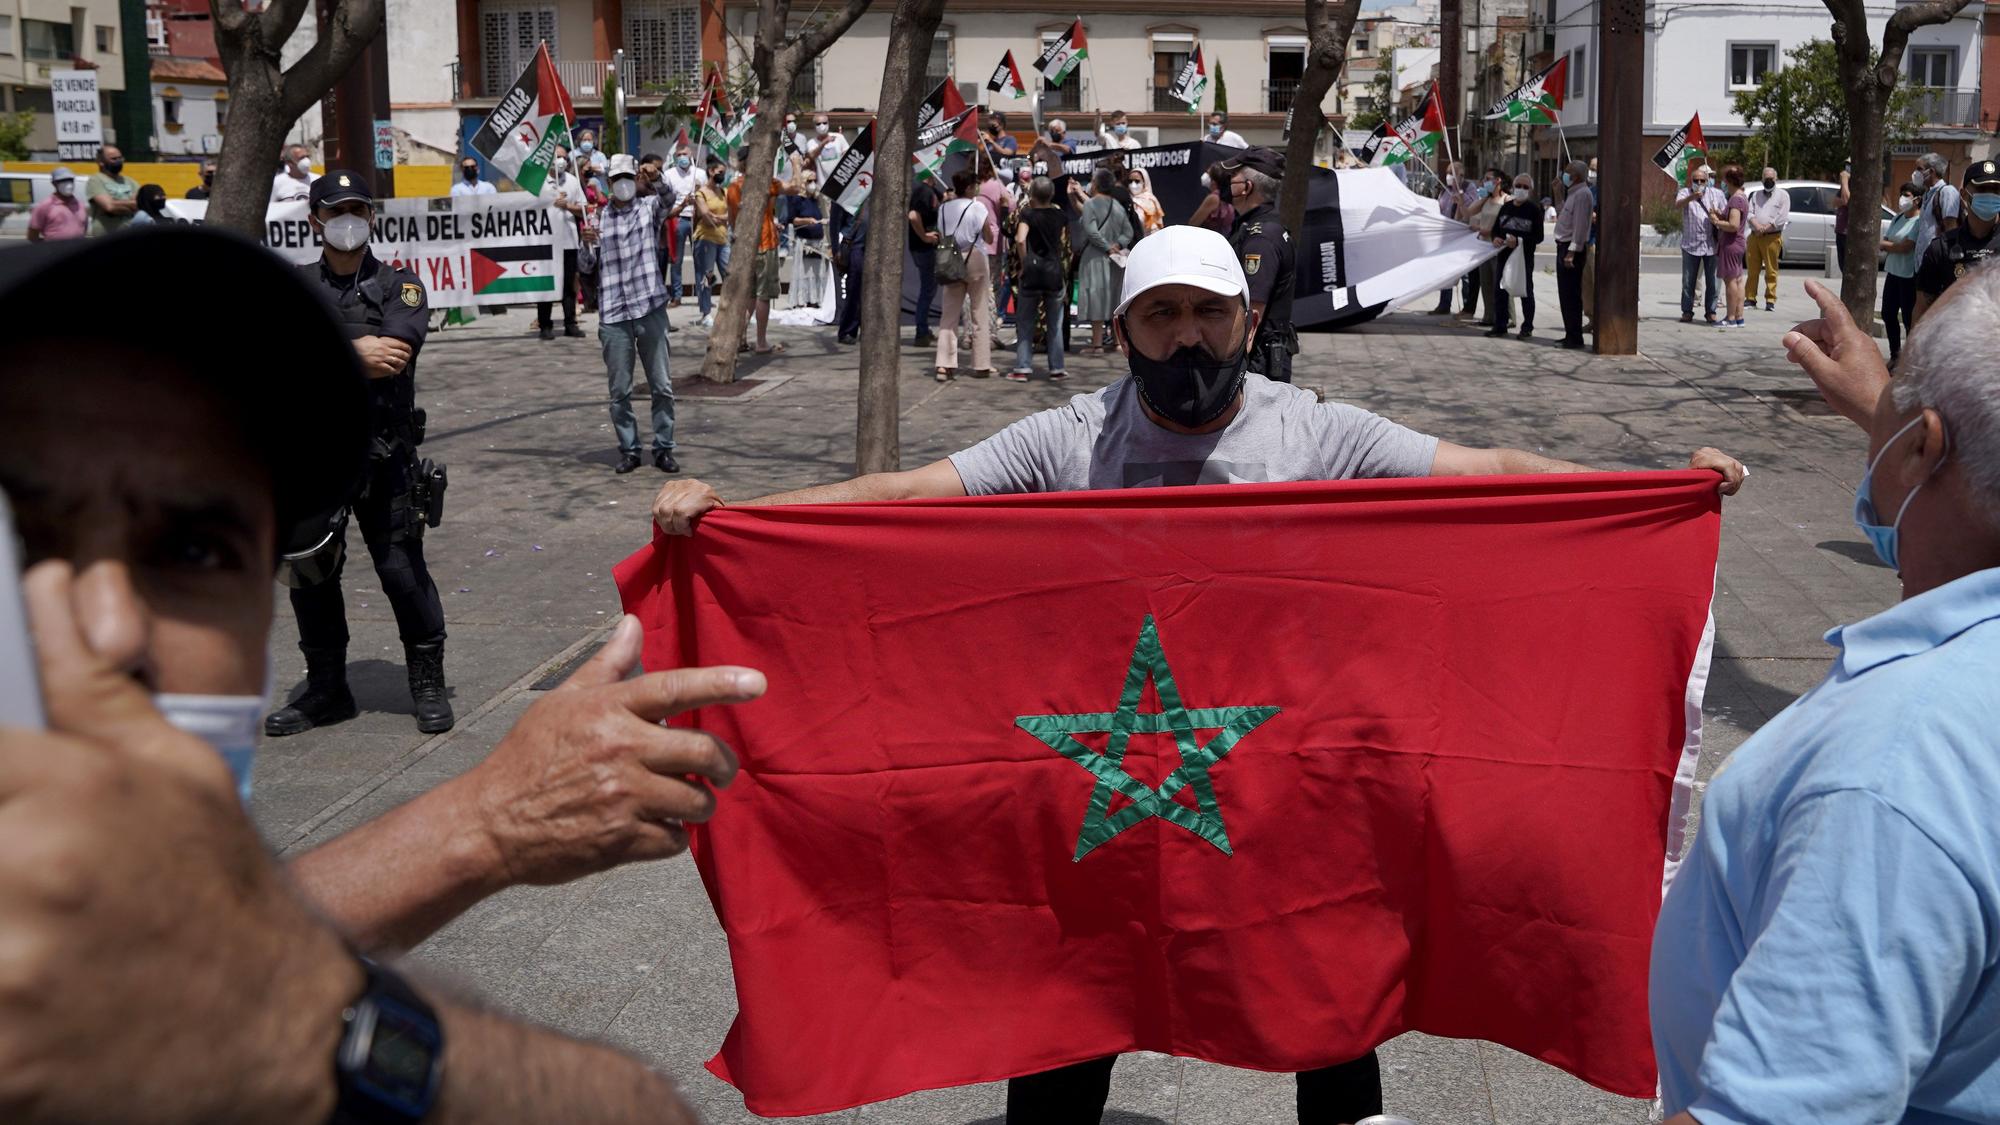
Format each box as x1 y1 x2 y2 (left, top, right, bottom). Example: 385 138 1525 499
1908 86 1979 128
1267 78 1300 114
555 59 611 100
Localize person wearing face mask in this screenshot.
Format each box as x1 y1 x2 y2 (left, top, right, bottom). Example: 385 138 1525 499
537 150 588 340
1461 167 1504 323
271 170 455 738
661 148 708 308
1551 159 1594 349
26 166 88 242
0 229 768 1123
1913 159 2000 326
1658 264 2000 1125
649 230 1748 1124
1047 118 1077 155
1187 160 1238 235
186 159 217 200
1880 182 1924 363
451 156 497 197
578 153 681 473
1205 112 1248 148
1487 173 1543 340
1744 166 1789 312
128 183 171 225
1431 161 1478 315
272 144 318 203
1098 108 1141 151
1914 152 1962 264
1582 157 1599 328
1221 147 1298 382
85 144 139 236
1674 160 1726 324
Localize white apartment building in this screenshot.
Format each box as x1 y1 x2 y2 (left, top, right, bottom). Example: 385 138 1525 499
0 0 129 156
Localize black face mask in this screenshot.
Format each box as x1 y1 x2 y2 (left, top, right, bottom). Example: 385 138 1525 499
462 167 479 181
102 159 123 176
1124 321 1250 429
1762 178 1776 190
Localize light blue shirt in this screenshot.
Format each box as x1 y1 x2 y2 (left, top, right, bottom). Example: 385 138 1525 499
1885 212 1923 279
1652 567 2000 1125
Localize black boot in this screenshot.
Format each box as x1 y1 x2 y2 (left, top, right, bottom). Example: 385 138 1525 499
264 646 357 737
405 640 455 734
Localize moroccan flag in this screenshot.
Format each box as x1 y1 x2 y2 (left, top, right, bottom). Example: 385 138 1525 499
1485 55 1567 124
1653 114 1706 183
469 244 557 297
468 42 575 195
824 119 876 216
987 50 1027 100
1168 44 1207 112
1034 19 1088 87
616 472 1722 1116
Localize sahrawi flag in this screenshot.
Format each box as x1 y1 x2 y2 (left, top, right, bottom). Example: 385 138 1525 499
468 42 574 195
1357 121 1414 167
616 471 1723 1116
824 120 876 215
1168 44 1208 112
1391 82 1445 160
912 80 979 178
987 50 1028 100
1485 55 1567 124
1034 19 1088 86
1653 113 1707 182
697 73 733 156
469 244 557 298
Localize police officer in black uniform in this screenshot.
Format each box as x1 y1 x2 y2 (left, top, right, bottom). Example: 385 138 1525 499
1221 147 1299 384
267 170 454 737
1914 158 2000 326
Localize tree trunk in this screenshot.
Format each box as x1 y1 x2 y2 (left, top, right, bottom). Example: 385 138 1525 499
855 0 947 475
1279 0 1363 234
206 0 384 236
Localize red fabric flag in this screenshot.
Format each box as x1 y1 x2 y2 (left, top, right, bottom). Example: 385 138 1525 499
615 473 1720 1117
1420 81 1446 133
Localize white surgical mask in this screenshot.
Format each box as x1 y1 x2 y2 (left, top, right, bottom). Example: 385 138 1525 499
1200 173 1211 190
294 156 312 172
612 178 637 202
1445 173 1458 187
815 123 829 136
322 213 371 252
1899 194 1915 210
785 121 797 134
1587 170 1597 185
55 181 74 197
156 692 271 806
1512 186 1530 203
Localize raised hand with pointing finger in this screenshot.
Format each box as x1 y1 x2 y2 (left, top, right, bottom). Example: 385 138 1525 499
1782 278 1892 428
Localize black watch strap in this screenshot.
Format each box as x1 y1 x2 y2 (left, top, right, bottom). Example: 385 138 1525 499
331 956 445 1125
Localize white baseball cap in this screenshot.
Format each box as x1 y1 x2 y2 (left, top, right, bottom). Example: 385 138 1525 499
607 152 638 179
1113 226 1249 317
48 166 75 183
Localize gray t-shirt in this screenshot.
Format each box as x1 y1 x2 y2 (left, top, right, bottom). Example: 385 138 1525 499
948 374 1439 494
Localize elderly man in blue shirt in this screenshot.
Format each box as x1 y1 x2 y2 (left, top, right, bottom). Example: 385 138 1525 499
1654 268 2000 1124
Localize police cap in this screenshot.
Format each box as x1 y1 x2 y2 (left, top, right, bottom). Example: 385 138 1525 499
0 228 371 553
1965 159 2000 189
309 169 375 209
1220 146 1286 179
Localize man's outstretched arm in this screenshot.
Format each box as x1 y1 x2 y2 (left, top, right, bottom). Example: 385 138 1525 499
651 459 969 535
1431 441 1746 494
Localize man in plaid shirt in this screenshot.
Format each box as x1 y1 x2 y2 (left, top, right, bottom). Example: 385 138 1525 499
580 152 680 474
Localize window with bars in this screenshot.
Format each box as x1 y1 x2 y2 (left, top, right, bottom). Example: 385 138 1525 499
480 2 558 97
924 31 951 89
624 0 698 94
1152 46 1189 112
1040 33 1080 111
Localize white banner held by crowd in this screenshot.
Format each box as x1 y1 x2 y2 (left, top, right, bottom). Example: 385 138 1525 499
160 192 568 309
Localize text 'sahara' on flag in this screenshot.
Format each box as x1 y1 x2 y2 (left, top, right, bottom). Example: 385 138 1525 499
987 50 1028 100
1484 55 1568 124
615 472 1724 1117
1034 19 1088 87
1168 45 1208 113
1652 113 1707 183
468 42 575 196
911 80 978 178
824 120 876 216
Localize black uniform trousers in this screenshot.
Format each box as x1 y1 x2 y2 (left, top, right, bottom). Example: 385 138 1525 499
538 248 580 329
1006 1051 1382 1124
291 451 446 650
1556 247 1588 345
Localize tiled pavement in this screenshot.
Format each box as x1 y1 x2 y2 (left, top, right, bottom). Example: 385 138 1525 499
252 262 1892 1124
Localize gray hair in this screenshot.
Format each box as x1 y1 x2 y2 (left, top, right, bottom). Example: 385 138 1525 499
1029 175 1055 205
1238 167 1280 198
1920 152 1950 176
1893 261 2000 518
1048 118 1067 133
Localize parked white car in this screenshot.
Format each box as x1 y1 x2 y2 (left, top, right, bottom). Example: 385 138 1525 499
1770 179 1894 267
0 172 58 241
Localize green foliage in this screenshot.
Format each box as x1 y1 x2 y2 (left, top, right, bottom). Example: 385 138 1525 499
1643 197 1683 236
1731 39 1920 178
602 68 625 154
0 111 35 161
1214 60 1229 115
1349 69 1394 131
644 62 760 144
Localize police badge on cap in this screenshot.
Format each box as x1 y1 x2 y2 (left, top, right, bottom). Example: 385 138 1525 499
1964 159 2000 188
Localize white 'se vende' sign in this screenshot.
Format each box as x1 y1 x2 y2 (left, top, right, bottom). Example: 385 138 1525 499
51 69 103 162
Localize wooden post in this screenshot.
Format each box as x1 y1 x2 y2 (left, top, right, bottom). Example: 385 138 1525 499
1593 0 1643 355
1439 0 1461 162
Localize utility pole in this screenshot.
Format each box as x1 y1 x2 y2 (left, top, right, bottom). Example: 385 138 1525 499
1440 0 1461 165
1594 0 1642 354
318 0 394 196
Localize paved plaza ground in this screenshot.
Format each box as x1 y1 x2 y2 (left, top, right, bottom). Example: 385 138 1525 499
251 257 1895 1124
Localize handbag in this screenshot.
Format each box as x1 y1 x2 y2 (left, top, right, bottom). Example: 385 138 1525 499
933 200 975 284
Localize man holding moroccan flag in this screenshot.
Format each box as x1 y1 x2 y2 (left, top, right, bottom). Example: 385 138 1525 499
637 227 1746 1120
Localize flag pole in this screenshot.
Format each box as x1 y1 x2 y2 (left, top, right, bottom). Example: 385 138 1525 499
1434 81 1458 178
1554 119 1573 167
1077 16 1102 138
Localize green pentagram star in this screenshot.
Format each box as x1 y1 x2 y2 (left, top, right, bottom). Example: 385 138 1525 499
1015 615 1279 862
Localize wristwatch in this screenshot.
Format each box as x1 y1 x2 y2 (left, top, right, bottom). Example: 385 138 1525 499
331 956 445 1124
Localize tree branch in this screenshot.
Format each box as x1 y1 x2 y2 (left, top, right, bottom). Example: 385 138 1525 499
1881 0 1971 77
256 0 317 57
280 0 386 122
798 0 876 61
209 0 252 39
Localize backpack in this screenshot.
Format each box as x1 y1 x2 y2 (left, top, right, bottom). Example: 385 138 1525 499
1018 210 1066 292
934 199 981 284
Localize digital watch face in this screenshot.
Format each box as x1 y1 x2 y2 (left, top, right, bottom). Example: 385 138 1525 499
352 996 443 1114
